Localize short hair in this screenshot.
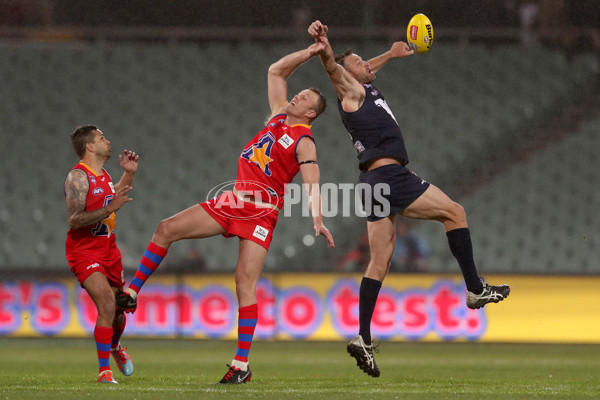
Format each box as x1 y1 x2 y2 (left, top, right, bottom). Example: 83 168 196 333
308 87 327 122
334 48 354 68
71 125 98 158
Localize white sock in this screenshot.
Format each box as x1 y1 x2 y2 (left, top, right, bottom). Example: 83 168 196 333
231 359 248 371
125 288 137 299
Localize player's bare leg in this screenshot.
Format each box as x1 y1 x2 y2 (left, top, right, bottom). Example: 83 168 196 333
84 273 117 327
400 184 466 230
118 204 227 312
364 215 397 281
348 215 395 377
151 204 226 249
401 185 510 308
234 239 268 307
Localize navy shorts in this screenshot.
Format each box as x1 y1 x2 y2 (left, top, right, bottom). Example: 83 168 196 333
358 164 430 222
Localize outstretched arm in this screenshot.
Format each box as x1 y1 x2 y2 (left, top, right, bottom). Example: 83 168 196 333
296 137 335 248
267 43 325 118
367 41 414 74
308 20 364 109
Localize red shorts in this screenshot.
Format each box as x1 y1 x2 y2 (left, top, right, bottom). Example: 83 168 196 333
67 247 125 288
200 192 279 250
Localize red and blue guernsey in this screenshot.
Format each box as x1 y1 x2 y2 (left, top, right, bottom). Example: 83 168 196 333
236 113 314 210
65 162 119 262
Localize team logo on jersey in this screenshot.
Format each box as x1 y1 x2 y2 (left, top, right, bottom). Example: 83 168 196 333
90 176 96 185
241 132 275 176
92 187 104 195
371 89 379 96
278 134 294 149
354 140 366 153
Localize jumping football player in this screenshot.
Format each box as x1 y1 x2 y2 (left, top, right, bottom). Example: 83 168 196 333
309 20 510 378
116 42 335 383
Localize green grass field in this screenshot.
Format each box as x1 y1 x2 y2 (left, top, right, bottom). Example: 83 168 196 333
1 338 599 399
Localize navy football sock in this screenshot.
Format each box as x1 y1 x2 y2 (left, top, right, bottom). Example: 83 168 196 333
446 228 483 294
358 277 382 346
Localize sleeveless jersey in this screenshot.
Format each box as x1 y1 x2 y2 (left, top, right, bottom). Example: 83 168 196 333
338 84 409 171
65 162 118 261
236 114 314 210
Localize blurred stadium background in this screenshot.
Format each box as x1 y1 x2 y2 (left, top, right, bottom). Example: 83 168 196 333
0 0 598 278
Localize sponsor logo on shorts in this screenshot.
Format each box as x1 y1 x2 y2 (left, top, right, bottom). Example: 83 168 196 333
87 263 100 270
253 225 269 242
92 187 104 195
278 134 294 149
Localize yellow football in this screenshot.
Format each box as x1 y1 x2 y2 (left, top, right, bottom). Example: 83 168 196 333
407 14 434 54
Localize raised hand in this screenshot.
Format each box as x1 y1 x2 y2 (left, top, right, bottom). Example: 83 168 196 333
389 41 414 58
119 150 139 174
308 20 328 40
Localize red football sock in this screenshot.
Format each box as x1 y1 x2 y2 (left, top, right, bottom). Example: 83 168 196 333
233 304 258 367
94 325 113 373
129 242 168 294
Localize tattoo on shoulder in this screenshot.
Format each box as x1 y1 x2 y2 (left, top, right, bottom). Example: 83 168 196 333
65 170 89 214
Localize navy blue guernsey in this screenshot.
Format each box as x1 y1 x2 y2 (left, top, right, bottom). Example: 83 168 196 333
338 84 409 171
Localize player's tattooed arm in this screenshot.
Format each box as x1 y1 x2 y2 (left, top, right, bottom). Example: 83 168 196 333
65 169 112 229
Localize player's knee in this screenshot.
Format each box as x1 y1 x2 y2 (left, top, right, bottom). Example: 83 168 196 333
98 296 116 320
368 251 393 274
450 202 466 224
154 218 175 243
235 278 255 301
